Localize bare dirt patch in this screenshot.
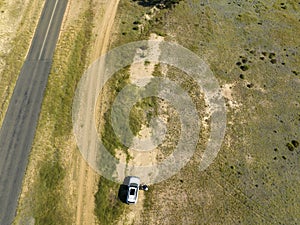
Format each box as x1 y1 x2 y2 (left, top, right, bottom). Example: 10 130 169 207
221 83 241 109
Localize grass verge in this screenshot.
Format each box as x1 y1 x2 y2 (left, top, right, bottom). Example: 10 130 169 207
14 3 95 224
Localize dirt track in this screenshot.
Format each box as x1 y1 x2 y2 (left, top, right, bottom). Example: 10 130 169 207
75 0 120 224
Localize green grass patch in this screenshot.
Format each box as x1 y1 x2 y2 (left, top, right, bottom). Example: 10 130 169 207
94 177 125 225
50 7 94 138
129 96 159 136
94 69 133 224
32 151 68 225
99 68 131 156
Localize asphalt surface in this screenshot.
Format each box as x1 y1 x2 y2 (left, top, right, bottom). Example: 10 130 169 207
0 0 68 224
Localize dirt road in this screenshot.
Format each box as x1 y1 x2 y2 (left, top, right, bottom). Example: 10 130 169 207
75 0 120 224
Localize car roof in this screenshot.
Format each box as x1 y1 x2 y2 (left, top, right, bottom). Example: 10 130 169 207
127 186 138 202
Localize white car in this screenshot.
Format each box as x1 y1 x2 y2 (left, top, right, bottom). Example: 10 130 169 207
126 176 140 204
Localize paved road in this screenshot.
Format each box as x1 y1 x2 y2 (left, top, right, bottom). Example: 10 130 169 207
0 0 68 224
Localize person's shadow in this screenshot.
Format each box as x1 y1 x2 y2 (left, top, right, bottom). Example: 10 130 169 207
118 176 131 203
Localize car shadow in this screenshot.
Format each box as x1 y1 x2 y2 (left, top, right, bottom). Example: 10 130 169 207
118 184 128 203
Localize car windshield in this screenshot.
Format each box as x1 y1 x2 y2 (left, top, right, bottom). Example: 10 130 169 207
131 183 138 187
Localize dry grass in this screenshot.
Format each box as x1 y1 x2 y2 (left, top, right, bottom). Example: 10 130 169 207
108 0 300 224
0 0 44 128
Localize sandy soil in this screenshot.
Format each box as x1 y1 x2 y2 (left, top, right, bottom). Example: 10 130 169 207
221 83 241 109
117 191 145 225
